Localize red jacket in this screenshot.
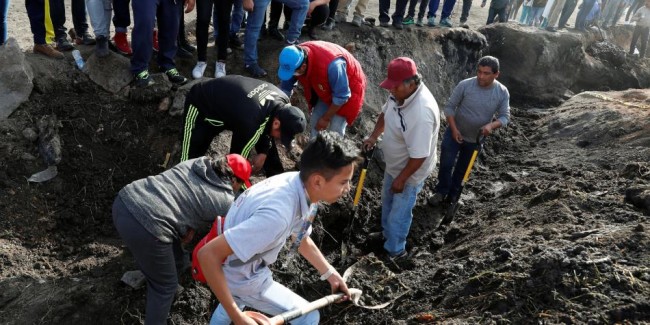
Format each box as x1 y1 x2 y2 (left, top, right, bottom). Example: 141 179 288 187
297 41 367 125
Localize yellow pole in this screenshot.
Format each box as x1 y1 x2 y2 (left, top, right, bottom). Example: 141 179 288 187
353 169 367 206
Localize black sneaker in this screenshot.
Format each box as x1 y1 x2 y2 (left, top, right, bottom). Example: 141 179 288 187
268 27 285 41
176 46 193 59
165 68 188 85
133 70 153 88
244 63 267 77
321 17 336 30
95 35 110 58
56 37 74 51
229 34 244 49
393 22 404 30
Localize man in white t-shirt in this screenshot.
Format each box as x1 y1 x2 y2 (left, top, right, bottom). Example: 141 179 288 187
198 131 361 325
363 57 441 260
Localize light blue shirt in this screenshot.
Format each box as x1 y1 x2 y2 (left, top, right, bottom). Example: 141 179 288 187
280 57 351 106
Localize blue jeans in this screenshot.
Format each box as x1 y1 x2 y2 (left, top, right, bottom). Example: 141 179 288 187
0 0 8 45
209 281 319 325
244 0 307 65
381 173 424 256
86 0 112 37
427 0 455 19
434 128 479 200
574 0 595 29
487 6 507 23
213 0 244 38
309 100 348 138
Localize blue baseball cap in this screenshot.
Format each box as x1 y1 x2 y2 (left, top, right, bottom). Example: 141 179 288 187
278 45 305 81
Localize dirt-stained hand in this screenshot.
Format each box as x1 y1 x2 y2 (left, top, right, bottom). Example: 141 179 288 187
362 136 377 152
327 271 351 301
315 117 330 131
391 177 406 194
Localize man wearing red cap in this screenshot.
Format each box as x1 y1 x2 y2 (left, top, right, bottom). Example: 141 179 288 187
112 153 251 324
277 41 367 138
363 57 440 261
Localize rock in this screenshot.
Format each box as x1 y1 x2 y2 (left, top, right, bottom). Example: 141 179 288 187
501 171 519 182
85 52 133 94
129 73 173 103
121 270 146 289
158 97 171 112
170 79 204 116
21 153 36 160
37 115 62 166
0 38 34 119
22 127 38 142
624 185 650 212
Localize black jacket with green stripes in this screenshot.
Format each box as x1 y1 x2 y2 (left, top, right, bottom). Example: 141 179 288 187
186 75 291 158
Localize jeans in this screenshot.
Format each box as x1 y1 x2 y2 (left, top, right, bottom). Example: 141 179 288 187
244 0 308 65
487 6 507 23
381 173 424 256
460 0 472 21
519 5 531 23
427 0 456 19
209 281 319 325
112 0 131 31
557 0 576 27
0 0 8 45
574 0 596 29
213 0 244 38
406 0 429 19
113 197 187 325
50 0 90 39
309 100 348 138
379 0 409 23
130 0 181 73
434 128 479 200
25 0 46 44
86 0 112 37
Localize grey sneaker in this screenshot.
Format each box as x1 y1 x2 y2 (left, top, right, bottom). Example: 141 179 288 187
380 21 390 27
427 17 436 27
215 61 226 78
416 18 424 26
321 17 336 30
351 15 364 27
428 193 446 206
334 12 347 23
440 18 452 27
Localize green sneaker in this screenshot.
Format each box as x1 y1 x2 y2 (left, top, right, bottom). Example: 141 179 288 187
133 70 153 88
403 16 415 25
165 68 188 85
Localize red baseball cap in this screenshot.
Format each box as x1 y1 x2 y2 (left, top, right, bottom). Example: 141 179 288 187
380 57 418 89
226 154 252 188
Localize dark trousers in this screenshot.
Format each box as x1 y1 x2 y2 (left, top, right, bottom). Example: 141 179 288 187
630 25 649 58
574 0 596 29
130 0 181 73
269 0 291 29
487 6 507 23
113 197 185 325
379 0 409 23
460 0 473 22
558 0 577 27
435 129 480 200
113 0 131 30
626 0 643 21
25 0 46 44
284 3 330 28
407 0 430 19
50 0 89 39
427 0 456 19
181 102 285 176
196 0 233 61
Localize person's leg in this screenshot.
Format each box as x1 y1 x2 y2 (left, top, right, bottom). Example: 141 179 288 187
434 129 461 196
427 0 440 18
311 3 329 25
180 102 222 161
230 0 244 35
440 0 457 20
353 0 369 18
209 301 247 325
196 0 213 62
630 26 640 54
112 197 180 325
639 26 649 58
262 142 285 177
407 0 419 19
86 0 111 37
215 0 233 61
487 7 497 23
71 0 90 35
448 140 479 200
26 0 47 44
574 0 596 28
547 0 566 27
49 0 67 41
460 0 472 22
310 100 348 137
268 0 283 30
498 6 508 21
130 0 156 74
392 0 409 24
418 0 430 20
243 0 271 66
113 0 131 31
383 178 424 256
156 0 181 71
281 0 308 42
557 0 576 27
379 0 391 23
1 0 9 44
238 281 319 325
380 173 394 243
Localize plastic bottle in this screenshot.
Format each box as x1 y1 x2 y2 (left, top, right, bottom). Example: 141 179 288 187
72 50 85 70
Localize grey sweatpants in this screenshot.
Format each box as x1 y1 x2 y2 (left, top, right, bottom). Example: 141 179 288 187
112 197 186 325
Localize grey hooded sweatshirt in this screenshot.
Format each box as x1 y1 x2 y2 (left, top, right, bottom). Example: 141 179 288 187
118 157 235 243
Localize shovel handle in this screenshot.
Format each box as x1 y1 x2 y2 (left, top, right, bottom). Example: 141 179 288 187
353 168 367 206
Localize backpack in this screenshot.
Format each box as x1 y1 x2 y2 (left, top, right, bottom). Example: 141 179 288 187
191 216 225 283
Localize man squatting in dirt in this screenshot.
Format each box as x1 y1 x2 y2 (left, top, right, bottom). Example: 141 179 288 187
112 154 253 325
363 57 441 260
181 75 307 176
428 55 510 210
198 131 360 325
277 40 367 138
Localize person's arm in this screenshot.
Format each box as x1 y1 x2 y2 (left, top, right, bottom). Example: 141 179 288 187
280 77 297 97
197 236 257 325
299 236 350 298
391 158 426 193
444 82 465 143
315 59 351 131
362 112 385 151
308 0 329 15
481 88 510 136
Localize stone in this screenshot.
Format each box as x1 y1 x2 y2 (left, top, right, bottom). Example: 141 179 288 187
129 73 173 103
86 51 133 94
22 127 38 142
625 185 650 212
170 79 204 116
0 38 34 119
121 270 146 289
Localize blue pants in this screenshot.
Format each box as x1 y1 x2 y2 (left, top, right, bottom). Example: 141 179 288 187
379 0 409 23
434 128 479 200
574 0 596 29
130 0 181 74
381 173 424 256
309 100 348 138
0 0 8 44
243 0 308 65
427 0 455 19
487 6 507 23
112 197 187 325
25 0 46 44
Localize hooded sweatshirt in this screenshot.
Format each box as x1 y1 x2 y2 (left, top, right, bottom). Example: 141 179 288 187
118 157 235 243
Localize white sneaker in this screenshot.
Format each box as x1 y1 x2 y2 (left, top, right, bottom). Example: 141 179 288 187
192 61 207 79
215 61 226 78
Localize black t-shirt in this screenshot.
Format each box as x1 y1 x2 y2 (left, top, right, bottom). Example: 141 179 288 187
187 75 291 156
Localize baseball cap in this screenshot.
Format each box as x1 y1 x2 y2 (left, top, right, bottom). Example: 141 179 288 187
379 57 418 89
278 45 305 81
226 154 252 188
276 105 307 150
